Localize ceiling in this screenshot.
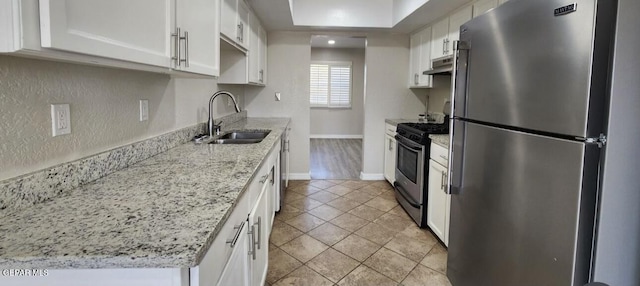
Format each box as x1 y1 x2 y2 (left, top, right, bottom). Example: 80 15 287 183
247 0 471 34
310 35 366 49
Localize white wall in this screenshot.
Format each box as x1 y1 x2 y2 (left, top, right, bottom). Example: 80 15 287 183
310 48 365 137
361 33 428 178
244 32 311 178
0 55 242 181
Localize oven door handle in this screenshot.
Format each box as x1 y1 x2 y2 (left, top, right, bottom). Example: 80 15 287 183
393 182 421 208
395 135 423 151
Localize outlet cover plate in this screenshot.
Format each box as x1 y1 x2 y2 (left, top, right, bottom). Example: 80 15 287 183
51 104 71 136
275 92 281 101
139 100 149 121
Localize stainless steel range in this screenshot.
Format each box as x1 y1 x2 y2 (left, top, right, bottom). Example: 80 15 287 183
394 120 449 227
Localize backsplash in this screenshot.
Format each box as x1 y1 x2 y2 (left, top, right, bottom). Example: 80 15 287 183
0 111 247 215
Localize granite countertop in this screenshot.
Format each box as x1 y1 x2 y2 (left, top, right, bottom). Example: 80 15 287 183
385 118 424 126
429 134 450 149
0 118 290 269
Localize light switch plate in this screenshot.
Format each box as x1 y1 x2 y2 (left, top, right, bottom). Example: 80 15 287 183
139 100 149 121
275 92 281 101
51 104 71 137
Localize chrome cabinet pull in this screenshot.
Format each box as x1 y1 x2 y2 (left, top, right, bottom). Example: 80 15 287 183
183 31 189 67
226 221 245 247
439 154 448 161
270 166 275 185
248 223 256 260
172 27 181 67
255 217 262 250
259 173 269 184
441 170 446 190
443 38 446 54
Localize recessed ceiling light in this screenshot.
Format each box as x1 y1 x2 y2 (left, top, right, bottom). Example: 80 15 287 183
328 40 336 45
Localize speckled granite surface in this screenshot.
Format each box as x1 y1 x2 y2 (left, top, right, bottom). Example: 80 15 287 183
384 118 423 126
0 117 290 269
429 134 450 149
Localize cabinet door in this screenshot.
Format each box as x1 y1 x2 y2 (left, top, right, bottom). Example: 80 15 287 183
248 10 261 84
428 159 450 246
430 18 449 60
473 0 499 18
418 27 433 86
384 134 396 184
220 0 237 40
216 222 250 286
175 0 220 76
248 183 269 286
236 0 250 49
447 6 473 56
259 26 267 84
409 32 421 87
39 0 172 67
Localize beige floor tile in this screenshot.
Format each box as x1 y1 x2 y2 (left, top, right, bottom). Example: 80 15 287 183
421 243 448 274
275 204 305 221
400 224 439 245
287 180 310 188
340 180 372 190
343 191 377 204
364 197 398 212
364 248 417 282
325 184 356 196
402 264 452 286
337 265 397 286
369 180 393 189
307 222 351 246
308 190 341 203
270 220 304 246
354 222 398 245
348 204 386 221
308 204 344 221
358 185 386 196
330 213 369 232
274 265 334 286
290 184 323 196
285 213 325 232
267 247 303 284
333 234 381 262
327 179 346 185
378 189 397 201
309 180 337 190
374 213 414 232
279 234 329 263
327 197 362 212
307 248 360 282
288 197 323 211
388 205 408 217
385 234 431 262
284 192 305 203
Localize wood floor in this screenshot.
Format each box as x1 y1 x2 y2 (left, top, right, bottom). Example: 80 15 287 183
310 139 362 180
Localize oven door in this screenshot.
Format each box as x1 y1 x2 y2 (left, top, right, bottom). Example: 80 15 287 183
394 135 425 209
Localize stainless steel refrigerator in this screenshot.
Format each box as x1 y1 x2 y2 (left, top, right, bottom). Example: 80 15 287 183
445 0 618 285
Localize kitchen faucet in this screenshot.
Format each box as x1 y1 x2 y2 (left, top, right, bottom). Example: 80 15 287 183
208 90 241 137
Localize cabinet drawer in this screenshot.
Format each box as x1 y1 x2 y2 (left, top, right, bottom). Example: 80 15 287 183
430 142 449 166
385 123 397 137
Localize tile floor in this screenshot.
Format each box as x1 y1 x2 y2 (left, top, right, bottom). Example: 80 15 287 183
267 180 452 286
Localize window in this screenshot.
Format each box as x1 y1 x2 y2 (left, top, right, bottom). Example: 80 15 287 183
310 61 352 108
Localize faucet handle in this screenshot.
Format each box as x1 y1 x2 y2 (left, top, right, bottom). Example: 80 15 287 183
214 121 222 135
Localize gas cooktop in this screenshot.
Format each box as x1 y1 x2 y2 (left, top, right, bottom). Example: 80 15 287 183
397 118 450 145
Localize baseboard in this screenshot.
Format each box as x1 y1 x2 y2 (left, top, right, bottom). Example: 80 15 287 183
309 134 364 139
288 173 311 180
359 172 385 180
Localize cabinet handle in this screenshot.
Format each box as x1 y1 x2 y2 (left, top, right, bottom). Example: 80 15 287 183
285 140 290 152
259 173 269 184
255 216 262 250
172 27 181 67
441 170 447 191
260 70 264 82
439 154 448 161
270 166 275 185
248 223 257 260
183 31 189 67
443 39 446 54
226 221 246 247
445 38 450 53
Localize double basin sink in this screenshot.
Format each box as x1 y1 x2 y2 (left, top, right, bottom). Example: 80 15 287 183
208 130 271 144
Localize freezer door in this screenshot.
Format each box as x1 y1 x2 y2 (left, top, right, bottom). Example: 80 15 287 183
447 121 599 286
454 0 616 138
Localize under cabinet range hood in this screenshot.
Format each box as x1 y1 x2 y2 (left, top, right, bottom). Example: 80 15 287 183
423 56 453 75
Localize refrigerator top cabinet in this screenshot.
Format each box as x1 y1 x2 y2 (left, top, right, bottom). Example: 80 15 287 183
453 0 617 139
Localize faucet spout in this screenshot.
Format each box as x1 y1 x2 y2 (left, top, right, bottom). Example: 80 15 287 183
208 91 241 137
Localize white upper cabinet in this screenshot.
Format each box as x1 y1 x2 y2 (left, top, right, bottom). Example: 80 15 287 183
409 26 433 88
473 0 499 18
430 5 472 60
174 0 220 76
39 0 172 68
221 0 249 50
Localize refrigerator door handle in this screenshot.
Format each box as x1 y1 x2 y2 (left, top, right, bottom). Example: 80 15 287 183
452 40 470 118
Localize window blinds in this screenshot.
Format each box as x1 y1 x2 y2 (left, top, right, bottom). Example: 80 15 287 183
310 62 352 108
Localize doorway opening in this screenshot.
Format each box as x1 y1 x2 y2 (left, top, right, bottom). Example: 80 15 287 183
309 35 366 179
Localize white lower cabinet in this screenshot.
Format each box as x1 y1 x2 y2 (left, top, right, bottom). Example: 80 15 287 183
248 178 270 286
427 143 451 246
216 222 250 286
383 123 397 184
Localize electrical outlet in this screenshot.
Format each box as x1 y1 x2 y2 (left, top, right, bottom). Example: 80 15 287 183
275 92 281 101
139 100 149 121
51 104 71 137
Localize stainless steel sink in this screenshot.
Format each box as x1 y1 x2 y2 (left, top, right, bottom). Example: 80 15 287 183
208 130 270 144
